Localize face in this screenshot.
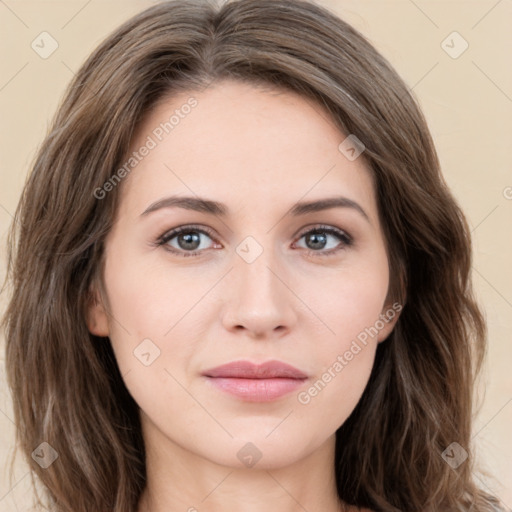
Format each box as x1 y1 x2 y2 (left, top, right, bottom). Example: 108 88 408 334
87 79 399 470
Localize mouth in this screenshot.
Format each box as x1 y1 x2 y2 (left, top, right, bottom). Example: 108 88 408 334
201 360 308 402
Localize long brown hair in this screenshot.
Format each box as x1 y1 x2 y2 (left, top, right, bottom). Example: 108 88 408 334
1 0 505 510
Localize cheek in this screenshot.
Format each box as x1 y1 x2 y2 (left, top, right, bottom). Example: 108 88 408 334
304 256 390 345
293 255 388 409
101 260 196 418
292 272 386 430
294 345 374 441
100 248 179 369
101 247 216 404
103 239 200 334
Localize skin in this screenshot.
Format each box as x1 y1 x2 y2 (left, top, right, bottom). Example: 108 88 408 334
87 79 399 512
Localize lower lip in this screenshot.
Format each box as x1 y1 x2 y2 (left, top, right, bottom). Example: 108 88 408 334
205 377 306 402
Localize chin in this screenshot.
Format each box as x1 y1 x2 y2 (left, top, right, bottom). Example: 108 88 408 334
194 430 329 471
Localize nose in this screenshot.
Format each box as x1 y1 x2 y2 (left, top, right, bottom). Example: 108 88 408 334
220 243 298 339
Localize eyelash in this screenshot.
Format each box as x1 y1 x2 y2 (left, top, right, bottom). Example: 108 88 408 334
154 224 353 258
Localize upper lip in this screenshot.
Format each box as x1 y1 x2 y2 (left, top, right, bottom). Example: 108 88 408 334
202 360 308 379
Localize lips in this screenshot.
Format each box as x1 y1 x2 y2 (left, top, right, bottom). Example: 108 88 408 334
202 360 308 379
202 360 308 402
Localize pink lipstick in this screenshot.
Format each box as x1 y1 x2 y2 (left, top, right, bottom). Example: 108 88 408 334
202 360 308 402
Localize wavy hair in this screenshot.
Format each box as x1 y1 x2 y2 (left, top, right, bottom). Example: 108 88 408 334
1 0 505 510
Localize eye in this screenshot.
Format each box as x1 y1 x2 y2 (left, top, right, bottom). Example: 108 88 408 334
293 225 353 256
155 225 218 257
154 223 353 258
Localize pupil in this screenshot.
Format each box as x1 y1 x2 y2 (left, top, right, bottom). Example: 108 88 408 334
179 232 200 250
307 232 326 250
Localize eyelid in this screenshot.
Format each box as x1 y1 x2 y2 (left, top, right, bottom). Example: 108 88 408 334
294 223 352 243
157 224 217 244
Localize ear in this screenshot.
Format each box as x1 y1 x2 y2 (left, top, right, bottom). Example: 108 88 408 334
85 284 110 337
376 301 403 343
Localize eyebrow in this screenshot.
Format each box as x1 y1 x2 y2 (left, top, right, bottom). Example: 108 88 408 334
140 195 370 222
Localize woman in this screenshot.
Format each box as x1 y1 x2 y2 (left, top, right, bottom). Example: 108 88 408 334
1 0 507 511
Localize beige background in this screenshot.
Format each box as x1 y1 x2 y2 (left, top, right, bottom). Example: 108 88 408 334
0 0 511 510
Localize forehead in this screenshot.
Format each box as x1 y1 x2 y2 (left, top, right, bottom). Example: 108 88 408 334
117 79 376 222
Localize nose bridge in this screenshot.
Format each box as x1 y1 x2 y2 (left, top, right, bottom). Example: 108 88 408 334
221 232 296 335
237 234 279 294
